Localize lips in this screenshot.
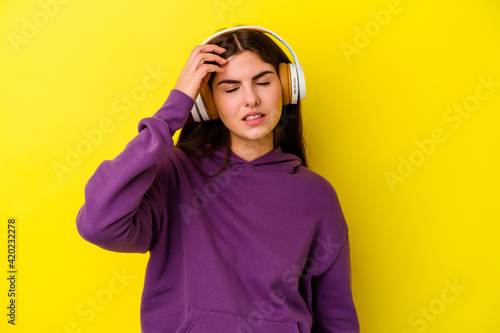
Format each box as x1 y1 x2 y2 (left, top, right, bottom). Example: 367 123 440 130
242 111 265 121
242 113 266 126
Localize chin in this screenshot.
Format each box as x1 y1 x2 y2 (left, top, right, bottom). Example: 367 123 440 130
248 131 274 142
233 128 273 142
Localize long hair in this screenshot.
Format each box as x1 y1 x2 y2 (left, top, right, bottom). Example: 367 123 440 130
176 28 308 175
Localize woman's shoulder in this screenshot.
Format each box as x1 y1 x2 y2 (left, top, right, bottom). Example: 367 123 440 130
292 166 348 237
293 165 341 204
162 146 211 172
157 145 220 177
295 165 337 189
152 146 198 178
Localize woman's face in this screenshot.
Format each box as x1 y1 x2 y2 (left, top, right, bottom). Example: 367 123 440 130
211 51 282 149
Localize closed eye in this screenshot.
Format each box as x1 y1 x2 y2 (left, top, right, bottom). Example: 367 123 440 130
225 82 270 93
225 87 239 93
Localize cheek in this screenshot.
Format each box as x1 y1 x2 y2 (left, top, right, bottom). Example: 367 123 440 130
213 93 238 125
213 92 231 114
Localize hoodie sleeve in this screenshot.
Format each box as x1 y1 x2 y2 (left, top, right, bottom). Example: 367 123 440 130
75 89 194 253
311 234 360 332
310 180 360 333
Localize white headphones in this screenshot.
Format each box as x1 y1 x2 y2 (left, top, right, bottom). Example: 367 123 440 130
190 25 306 122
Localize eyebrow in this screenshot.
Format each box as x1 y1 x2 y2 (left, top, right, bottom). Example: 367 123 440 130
216 70 274 87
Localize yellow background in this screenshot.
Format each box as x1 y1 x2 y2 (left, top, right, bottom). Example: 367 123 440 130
1 0 499 332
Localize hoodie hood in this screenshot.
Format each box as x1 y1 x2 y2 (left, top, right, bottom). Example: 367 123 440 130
210 145 302 173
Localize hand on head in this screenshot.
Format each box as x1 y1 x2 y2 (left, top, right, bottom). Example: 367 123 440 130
174 45 227 102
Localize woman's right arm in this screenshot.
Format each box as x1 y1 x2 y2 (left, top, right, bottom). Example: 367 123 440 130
75 45 227 253
75 89 193 253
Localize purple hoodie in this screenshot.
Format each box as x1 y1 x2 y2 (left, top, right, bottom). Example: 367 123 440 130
76 89 360 333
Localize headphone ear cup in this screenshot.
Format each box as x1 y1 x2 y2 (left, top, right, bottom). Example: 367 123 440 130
200 84 219 120
279 62 292 105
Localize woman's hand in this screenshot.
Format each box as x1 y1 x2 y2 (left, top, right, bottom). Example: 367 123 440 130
174 45 227 101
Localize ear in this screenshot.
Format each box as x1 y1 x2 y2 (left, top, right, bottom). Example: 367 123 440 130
279 62 291 105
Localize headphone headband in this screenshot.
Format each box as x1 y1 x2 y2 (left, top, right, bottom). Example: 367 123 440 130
201 26 301 69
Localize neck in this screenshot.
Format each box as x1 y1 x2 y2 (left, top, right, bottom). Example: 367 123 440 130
229 134 274 162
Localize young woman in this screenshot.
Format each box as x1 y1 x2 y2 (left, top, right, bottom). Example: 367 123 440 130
76 26 360 333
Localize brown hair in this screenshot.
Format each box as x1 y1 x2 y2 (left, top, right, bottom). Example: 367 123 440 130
175 27 308 175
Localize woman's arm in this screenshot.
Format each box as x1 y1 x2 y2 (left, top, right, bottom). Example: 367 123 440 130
75 89 194 253
311 234 360 332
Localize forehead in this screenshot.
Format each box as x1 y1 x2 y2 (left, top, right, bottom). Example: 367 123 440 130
214 51 276 81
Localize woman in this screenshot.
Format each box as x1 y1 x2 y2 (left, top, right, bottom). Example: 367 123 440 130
76 26 360 332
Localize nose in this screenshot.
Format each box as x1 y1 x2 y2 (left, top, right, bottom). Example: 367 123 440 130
243 85 260 107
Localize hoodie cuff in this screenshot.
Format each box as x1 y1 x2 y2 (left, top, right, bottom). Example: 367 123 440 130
152 89 195 133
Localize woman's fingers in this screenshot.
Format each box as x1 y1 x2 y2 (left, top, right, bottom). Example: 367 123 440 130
174 45 227 101
199 64 224 85
195 52 228 69
186 45 226 67
186 45 227 79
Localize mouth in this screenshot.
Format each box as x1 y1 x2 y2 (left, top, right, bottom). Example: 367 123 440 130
242 111 266 126
242 111 265 121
